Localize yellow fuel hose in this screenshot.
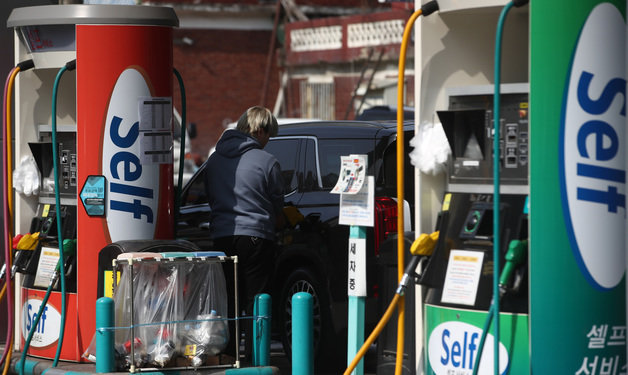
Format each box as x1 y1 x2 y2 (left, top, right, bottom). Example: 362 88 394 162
395 8 423 375
0 66 19 375
6 68 18 222
344 294 401 375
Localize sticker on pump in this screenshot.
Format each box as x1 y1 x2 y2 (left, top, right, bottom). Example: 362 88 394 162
80 175 106 216
440 250 484 306
32 246 60 288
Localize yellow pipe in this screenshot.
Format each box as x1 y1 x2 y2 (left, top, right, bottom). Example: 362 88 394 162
395 9 423 375
344 294 401 375
0 68 20 305
6 68 19 226
1 68 21 370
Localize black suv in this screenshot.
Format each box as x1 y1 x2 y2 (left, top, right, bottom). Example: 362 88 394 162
176 120 415 369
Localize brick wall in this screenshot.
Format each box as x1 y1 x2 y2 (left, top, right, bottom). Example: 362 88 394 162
173 28 279 158
334 75 359 120
284 75 305 118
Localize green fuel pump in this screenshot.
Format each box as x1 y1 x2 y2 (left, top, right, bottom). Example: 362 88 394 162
423 2 530 373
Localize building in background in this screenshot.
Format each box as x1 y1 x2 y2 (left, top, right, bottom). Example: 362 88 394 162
282 5 414 121
146 0 412 158
3 0 415 161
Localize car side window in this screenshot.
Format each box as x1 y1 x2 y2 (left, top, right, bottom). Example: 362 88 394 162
266 138 300 195
302 138 320 191
319 143 345 189
182 168 208 206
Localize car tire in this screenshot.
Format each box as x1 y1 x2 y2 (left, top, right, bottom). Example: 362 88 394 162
279 267 344 371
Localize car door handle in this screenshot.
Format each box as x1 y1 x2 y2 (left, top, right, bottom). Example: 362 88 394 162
199 222 210 230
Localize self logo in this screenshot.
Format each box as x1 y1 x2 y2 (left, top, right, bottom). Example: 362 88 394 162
103 68 159 241
428 321 509 375
560 2 626 290
22 299 61 348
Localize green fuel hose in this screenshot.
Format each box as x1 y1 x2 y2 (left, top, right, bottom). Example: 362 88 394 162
173 68 186 226
51 60 75 367
491 2 514 372
18 244 73 375
18 60 75 373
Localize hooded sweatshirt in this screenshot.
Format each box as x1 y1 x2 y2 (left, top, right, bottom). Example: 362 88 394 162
205 129 284 240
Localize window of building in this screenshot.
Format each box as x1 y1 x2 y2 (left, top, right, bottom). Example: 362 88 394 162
300 81 335 120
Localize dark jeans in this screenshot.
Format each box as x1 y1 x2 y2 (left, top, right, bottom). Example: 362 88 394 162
214 235 274 362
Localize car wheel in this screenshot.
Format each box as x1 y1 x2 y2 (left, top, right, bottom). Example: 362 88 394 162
279 268 343 369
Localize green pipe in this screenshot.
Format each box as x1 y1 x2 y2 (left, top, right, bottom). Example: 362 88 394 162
173 68 186 226
492 2 514 373
472 303 494 375
95 297 115 373
253 294 271 367
12 357 40 375
292 292 313 375
51 62 72 367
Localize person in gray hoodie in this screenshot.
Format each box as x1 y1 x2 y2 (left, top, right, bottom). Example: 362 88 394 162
205 106 285 362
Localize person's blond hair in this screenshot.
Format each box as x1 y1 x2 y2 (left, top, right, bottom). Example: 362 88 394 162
236 106 279 137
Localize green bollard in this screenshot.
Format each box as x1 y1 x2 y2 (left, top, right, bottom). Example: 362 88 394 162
95 297 115 373
292 292 313 375
253 293 271 367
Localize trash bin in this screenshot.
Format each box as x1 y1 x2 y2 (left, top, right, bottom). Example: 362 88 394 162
97 239 199 299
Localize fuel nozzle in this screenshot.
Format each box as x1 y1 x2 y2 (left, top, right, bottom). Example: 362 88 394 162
499 239 527 297
0 233 40 280
396 231 439 295
50 238 77 288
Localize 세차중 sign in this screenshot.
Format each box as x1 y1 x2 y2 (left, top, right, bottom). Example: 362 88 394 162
347 237 366 297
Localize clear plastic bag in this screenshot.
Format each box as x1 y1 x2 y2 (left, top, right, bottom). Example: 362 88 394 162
83 257 229 370
13 155 40 196
133 262 182 368
409 121 451 175
180 262 229 367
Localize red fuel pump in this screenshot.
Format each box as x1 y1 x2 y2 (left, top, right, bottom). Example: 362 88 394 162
7 5 178 362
